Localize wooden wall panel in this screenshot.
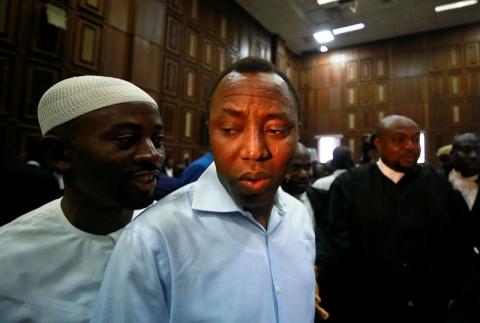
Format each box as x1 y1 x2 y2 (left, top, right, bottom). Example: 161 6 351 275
162 57 179 97
107 0 131 32
30 2 66 58
135 0 166 45
447 45 462 69
22 62 61 120
0 52 12 115
185 28 199 63
181 106 196 143
161 100 178 140
467 71 480 96
374 57 388 79
200 73 212 105
131 36 161 91
73 17 102 71
165 15 182 54
465 42 479 67
360 59 372 81
102 26 130 79
0 0 19 44
183 65 197 102
202 37 213 70
346 61 358 83
78 0 105 17
185 0 200 25
469 99 480 125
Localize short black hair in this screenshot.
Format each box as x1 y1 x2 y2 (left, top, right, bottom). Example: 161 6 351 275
207 56 300 114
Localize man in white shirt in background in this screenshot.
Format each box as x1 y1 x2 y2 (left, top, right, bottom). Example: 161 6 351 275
313 145 354 192
0 75 165 323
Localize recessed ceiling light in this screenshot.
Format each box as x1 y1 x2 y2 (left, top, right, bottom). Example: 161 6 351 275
435 0 477 12
317 0 338 5
320 45 329 52
313 30 334 44
332 23 365 35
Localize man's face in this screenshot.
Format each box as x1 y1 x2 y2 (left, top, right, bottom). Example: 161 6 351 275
284 151 312 195
375 122 420 172
451 134 480 177
209 72 298 210
66 102 165 209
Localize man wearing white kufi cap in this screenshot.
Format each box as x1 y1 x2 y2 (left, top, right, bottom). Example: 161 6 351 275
0 75 165 322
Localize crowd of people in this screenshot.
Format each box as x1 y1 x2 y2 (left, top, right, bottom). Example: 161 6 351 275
0 57 478 323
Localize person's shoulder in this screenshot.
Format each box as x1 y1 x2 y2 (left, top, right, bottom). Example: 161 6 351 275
0 199 61 236
279 190 310 219
334 163 372 184
312 174 331 188
130 183 197 234
418 163 454 188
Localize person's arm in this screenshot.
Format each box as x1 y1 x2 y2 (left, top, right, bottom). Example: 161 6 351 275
90 225 169 322
314 266 330 320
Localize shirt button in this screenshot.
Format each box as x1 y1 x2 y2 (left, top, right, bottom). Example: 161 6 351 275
275 286 281 294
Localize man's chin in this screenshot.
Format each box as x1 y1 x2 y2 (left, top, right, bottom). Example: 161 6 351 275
120 192 155 210
397 163 417 173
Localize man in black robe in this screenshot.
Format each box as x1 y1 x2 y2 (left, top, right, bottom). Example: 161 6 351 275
447 133 480 323
319 115 467 323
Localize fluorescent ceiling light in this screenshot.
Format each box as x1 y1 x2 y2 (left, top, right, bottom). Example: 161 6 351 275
435 0 477 12
314 30 334 43
320 45 329 52
317 0 337 5
332 23 365 35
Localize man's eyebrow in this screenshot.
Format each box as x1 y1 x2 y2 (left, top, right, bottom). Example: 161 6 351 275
219 107 244 117
219 108 291 121
106 122 164 132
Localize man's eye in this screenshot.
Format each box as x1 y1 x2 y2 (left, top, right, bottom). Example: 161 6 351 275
222 127 240 134
116 136 136 149
151 135 165 148
392 137 404 144
267 128 289 136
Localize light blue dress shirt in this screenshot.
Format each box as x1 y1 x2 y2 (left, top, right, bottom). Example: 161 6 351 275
91 163 316 323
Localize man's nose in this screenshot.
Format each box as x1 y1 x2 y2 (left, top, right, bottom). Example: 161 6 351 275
134 138 165 165
468 149 478 158
405 139 419 150
240 127 270 160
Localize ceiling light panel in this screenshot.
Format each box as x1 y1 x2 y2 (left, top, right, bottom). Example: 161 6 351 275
435 0 478 12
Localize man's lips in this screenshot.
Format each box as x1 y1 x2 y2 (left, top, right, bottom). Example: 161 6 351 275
238 172 271 193
400 154 418 162
130 170 160 192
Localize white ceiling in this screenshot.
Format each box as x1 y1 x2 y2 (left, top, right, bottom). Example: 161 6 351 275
235 0 480 54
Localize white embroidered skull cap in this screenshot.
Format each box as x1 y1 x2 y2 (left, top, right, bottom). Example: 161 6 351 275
37 75 157 135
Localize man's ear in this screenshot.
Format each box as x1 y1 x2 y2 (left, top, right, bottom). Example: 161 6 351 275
40 135 71 173
374 137 381 151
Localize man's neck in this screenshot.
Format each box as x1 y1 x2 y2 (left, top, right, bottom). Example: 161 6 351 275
245 204 273 229
376 158 406 184
61 190 133 235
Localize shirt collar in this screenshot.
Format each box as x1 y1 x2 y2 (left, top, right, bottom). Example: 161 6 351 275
192 162 287 218
449 168 479 183
192 163 243 213
376 158 405 184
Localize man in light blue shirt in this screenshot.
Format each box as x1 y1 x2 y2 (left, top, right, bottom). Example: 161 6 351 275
92 57 316 323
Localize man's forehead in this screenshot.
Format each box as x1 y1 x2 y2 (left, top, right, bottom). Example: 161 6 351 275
217 72 291 98
386 124 419 135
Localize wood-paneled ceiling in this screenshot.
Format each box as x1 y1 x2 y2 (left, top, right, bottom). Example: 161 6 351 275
235 0 480 54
